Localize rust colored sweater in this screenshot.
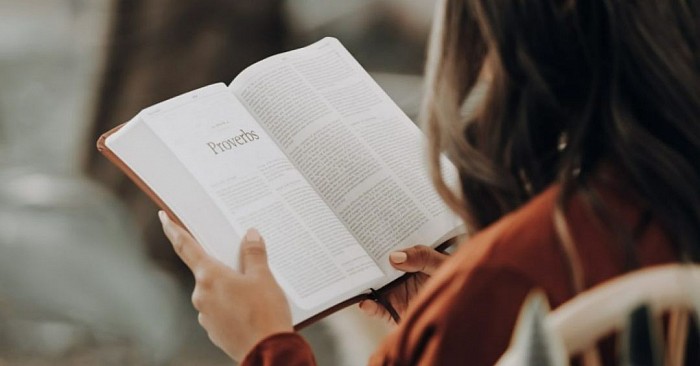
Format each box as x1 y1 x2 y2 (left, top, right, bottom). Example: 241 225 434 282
242 183 678 365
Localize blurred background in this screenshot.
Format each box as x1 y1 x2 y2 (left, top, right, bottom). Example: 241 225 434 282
0 0 435 364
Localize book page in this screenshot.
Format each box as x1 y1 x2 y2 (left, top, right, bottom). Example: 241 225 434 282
230 38 464 277
128 85 383 315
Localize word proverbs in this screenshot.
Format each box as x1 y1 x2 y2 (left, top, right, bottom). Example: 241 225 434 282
206 129 260 155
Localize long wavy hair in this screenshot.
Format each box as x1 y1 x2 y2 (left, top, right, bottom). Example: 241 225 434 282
423 0 700 270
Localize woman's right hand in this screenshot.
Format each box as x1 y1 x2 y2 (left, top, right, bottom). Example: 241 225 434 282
358 245 448 324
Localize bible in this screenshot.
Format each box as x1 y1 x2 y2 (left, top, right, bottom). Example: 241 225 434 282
97 37 466 328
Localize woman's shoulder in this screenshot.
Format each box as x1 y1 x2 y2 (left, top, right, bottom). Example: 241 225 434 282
443 184 568 292
445 175 677 295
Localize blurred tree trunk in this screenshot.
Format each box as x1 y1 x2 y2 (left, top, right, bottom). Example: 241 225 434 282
84 0 287 273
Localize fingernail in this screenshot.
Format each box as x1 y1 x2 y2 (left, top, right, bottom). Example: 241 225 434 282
159 212 177 239
245 228 261 242
158 210 169 225
390 251 407 264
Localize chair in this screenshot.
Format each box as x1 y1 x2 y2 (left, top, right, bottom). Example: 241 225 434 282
497 264 700 366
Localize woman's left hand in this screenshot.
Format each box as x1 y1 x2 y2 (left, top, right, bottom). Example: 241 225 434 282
158 211 293 361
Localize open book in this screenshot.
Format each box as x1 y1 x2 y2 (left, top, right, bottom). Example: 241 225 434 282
97 37 465 328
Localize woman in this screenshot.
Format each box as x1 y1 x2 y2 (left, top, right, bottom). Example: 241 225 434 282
159 0 700 364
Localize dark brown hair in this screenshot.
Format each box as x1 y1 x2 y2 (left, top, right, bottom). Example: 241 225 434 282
423 0 700 262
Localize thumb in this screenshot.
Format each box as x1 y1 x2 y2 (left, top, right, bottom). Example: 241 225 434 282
389 245 448 276
239 228 270 275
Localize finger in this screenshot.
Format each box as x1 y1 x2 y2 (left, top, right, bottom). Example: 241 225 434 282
359 300 391 322
159 211 209 270
389 245 448 276
239 228 269 275
191 287 207 311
